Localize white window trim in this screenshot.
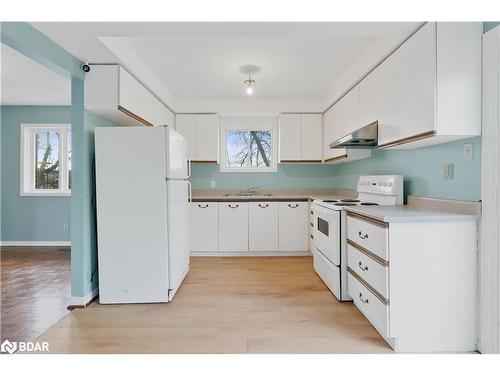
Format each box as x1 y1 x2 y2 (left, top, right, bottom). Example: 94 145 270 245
20 123 71 196
219 118 277 173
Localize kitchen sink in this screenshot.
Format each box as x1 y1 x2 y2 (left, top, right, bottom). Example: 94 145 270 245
223 193 273 197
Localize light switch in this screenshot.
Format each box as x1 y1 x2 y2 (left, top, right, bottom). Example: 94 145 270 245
464 143 473 160
443 163 454 179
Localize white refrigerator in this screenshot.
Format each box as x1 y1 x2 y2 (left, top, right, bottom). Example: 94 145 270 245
94 125 190 304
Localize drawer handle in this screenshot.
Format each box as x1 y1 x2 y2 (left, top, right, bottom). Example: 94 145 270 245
359 292 369 304
358 261 368 271
310 223 314 227
358 231 369 239
289 204 299 208
310 234 314 239
258 203 269 208
229 204 239 208
310 210 314 215
198 204 209 208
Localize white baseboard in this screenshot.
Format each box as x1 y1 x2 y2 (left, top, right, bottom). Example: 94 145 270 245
0 241 71 247
69 288 99 306
190 251 312 257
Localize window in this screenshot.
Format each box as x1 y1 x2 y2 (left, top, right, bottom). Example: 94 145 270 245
220 118 277 172
20 124 71 196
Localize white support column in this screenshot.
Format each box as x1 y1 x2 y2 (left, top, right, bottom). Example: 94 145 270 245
480 25 500 354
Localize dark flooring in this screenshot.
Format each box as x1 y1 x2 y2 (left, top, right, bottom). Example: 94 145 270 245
1 246 71 343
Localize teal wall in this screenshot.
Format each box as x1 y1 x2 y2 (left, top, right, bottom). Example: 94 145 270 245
1 106 71 241
190 163 339 189
190 137 481 202
330 137 481 202
483 22 500 33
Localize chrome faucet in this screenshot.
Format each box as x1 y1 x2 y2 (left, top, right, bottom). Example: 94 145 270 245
247 187 259 195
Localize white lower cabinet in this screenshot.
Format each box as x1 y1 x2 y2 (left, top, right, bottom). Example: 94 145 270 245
190 202 219 253
278 202 308 252
249 202 279 252
346 211 477 352
219 202 249 252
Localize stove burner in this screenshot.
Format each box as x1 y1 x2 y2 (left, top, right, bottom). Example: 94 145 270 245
360 202 379 206
334 203 357 206
340 199 360 202
322 199 338 203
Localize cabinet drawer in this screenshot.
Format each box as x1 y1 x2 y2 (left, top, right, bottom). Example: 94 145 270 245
313 248 340 298
347 214 388 261
348 272 389 337
347 243 389 298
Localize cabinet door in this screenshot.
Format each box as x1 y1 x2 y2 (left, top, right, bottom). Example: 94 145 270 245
278 202 308 252
249 202 279 252
190 202 219 253
334 86 360 140
118 67 141 116
219 202 249 252
301 114 322 161
378 23 435 147
323 106 347 162
196 115 219 162
359 69 379 127
279 114 301 162
175 115 197 160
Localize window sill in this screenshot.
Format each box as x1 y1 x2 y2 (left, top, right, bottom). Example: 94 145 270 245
219 167 277 173
20 192 71 197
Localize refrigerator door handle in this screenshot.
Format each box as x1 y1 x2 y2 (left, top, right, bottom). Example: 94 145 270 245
187 181 192 203
187 157 191 178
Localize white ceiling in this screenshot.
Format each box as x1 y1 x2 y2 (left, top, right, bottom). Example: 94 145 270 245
30 22 421 103
1 43 71 106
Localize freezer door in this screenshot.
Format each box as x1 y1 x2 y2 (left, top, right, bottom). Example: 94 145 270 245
166 126 189 179
166 180 190 300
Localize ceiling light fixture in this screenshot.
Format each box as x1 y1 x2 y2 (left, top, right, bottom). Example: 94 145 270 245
240 65 261 96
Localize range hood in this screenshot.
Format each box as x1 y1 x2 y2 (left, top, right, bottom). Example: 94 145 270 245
329 121 378 149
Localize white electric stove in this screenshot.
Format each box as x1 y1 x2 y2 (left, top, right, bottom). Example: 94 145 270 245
311 175 403 301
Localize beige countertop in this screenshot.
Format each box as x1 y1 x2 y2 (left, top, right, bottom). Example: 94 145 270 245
191 188 357 202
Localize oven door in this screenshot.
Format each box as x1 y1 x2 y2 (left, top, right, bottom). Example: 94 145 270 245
312 205 341 265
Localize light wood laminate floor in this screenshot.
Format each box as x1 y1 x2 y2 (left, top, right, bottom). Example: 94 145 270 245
1 246 71 343
36 256 392 353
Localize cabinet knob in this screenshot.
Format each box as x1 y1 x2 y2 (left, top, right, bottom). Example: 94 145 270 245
359 292 369 304
310 223 314 227
358 261 368 271
288 203 299 208
229 204 239 208
258 203 269 208
358 231 369 239
198 204 209 208
310 234 314 239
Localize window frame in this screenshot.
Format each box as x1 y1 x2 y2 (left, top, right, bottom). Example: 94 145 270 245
219 118 277 173
20 123 72 196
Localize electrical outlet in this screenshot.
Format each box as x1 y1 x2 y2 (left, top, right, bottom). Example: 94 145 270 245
443 163 454 180
63 223 69 231
210 180 216 188
464 143 474 160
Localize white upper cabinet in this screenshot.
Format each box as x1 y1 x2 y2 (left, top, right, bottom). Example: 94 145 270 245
301 114 323 161
85 65 175 127
359 68 379 128
377 22 481 149
279 113 322 163
323 92 372 164
175 114 220 162
175 115 197 160
279 114 302 161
